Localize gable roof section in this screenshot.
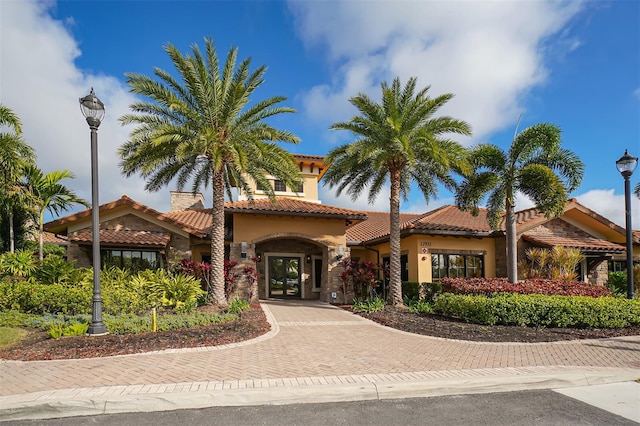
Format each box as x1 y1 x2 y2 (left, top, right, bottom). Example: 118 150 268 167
45 196 207 238
346 211 426 243
224 198 367 220
71 229 172 248
347 205 496 244
507 198 635 243
521 233 624 253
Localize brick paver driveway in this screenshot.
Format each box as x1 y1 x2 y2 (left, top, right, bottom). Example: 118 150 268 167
2 299 639 397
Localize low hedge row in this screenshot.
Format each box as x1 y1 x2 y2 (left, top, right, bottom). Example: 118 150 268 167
440 277 612 298
433 293 640 328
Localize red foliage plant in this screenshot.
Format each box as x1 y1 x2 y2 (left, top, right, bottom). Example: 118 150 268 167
440 277 612 298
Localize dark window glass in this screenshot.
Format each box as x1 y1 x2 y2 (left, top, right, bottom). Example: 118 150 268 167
101 249 162 272
274 180 286 192
296 183 304 193
431 253 484 280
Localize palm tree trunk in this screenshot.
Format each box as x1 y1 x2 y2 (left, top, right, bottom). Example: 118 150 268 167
506 201 518 283
9 211 15 253
388 169 403 306
210 168 228 307
38 217 44 262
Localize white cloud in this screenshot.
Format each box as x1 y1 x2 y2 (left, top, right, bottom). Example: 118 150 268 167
291 0 584 143
0 1 178 217
576 189 640 229
319 183 389 212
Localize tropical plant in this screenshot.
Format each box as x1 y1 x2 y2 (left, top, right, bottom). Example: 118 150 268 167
455 122 584 283
634 182 639 198
0 105 36 253
324 77 471 306
22 166 89 261
521 246 583 281
119 37 302 307
0 249 37 278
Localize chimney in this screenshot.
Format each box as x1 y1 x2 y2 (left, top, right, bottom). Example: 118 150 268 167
170 191 205 212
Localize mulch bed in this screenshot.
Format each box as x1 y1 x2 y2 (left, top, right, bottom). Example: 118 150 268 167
1 304 638 361
0 304 270 361
354 305 640 343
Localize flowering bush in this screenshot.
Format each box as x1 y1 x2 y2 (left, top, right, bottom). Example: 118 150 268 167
338 259 380 302
440 277 612 298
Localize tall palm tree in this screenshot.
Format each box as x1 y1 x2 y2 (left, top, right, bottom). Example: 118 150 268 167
119 37 302 307
324 77 471 306
634 182 639 198
0 105 34 253
23 166 89 261
455 122 584 283
0 104 23 135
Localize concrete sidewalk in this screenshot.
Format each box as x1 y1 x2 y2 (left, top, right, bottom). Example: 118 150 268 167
1 300 639 422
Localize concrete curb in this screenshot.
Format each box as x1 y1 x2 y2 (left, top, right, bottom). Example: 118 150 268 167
1 368 638 422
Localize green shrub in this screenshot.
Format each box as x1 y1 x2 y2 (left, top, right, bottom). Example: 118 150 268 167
0 250 37 278
434 293 640 328
47 324 63 339
607 272 627 297
103 311 235 334
407 299 433 314
402 282 420 302
420 282 442 302
30 255 82 285
228 297 251 314
352 297 385 313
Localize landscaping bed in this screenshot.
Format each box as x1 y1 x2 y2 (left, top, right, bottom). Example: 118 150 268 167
2 302 640 361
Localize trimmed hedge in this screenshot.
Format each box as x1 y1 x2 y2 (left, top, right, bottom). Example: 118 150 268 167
440 277 612 298
434 293 640 328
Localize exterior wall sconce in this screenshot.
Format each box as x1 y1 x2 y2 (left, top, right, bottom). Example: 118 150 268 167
255 253 261 262
306 255 312 264
241 241 247 259
336 245 345 261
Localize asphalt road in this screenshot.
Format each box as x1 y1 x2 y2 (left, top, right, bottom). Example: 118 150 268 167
5 389 636 426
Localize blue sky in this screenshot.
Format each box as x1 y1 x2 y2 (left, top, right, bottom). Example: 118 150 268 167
1 0 639 227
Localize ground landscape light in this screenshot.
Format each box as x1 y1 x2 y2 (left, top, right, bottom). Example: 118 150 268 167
80 88 107 335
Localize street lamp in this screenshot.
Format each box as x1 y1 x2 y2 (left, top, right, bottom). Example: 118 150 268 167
616 149 638 299
80 88 107 334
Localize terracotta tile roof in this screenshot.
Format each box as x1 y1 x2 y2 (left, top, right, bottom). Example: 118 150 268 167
292 154 325 163
522 233 625 253
164 208 213 234
410 205 494 233
347 205 495 243
346 211 425 242
71 229 172 248
223 198 367 220
41 232 68 245
45 196 207 237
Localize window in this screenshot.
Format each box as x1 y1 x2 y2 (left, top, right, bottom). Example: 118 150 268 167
274 179 286 192
102 249 162 272
382 254 409 282
431 253 484 280
609 260 627 273
296 183 304 193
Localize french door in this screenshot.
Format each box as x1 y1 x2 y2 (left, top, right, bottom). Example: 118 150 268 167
268 256 301 298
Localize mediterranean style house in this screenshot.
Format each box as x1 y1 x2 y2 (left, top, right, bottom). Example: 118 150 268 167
44 154 639 302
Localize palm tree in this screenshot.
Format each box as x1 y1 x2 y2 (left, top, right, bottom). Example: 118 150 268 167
455 122 584 283
119 38 302 307
634 182 639 198
0 105 35 253
22 166 89 261
324 77 471 306
0 104 23 134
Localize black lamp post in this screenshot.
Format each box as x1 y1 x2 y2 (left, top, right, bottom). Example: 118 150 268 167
615 150 638 299
80 88 107 335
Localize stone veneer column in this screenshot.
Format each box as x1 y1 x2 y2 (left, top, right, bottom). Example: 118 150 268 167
323 245 350 303
228 242 258 302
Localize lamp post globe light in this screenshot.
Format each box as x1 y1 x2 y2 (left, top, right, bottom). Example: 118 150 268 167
615 150 638 299
80 88 107 335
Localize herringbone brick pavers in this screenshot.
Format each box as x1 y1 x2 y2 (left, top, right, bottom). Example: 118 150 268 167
1 300 638 398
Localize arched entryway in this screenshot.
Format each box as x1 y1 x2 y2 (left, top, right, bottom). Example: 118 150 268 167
254 234 327 300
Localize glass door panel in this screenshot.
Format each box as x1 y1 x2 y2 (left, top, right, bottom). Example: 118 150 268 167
269 256 301 297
